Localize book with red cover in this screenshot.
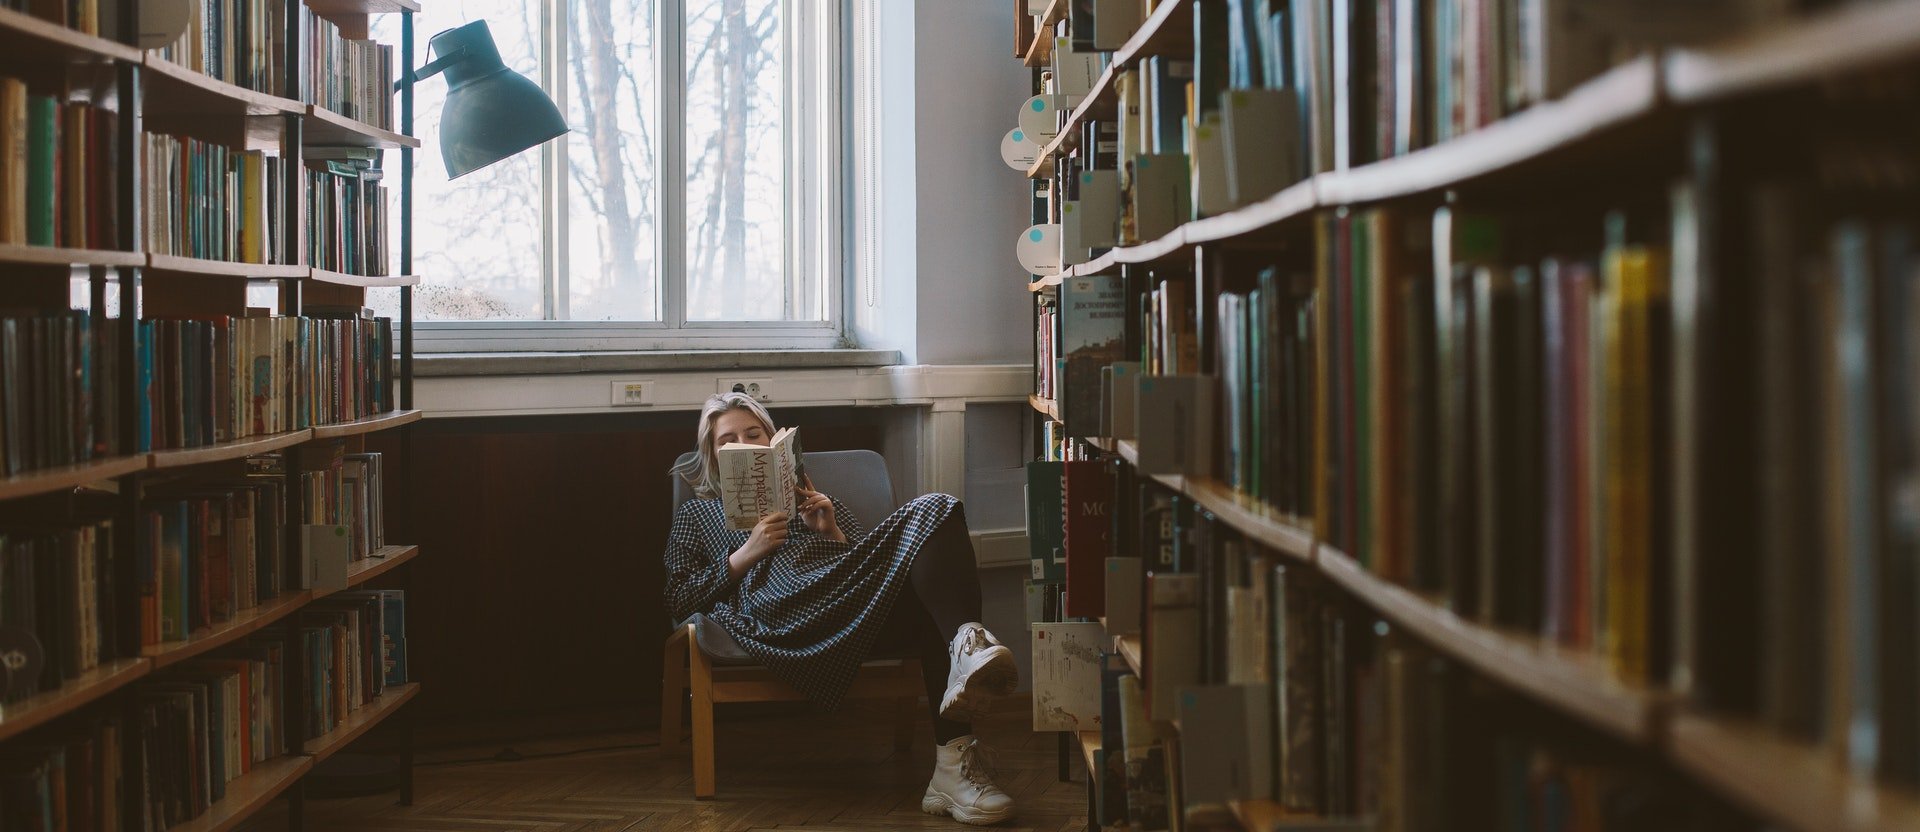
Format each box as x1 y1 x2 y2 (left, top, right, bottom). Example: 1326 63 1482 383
1063 459 1115 618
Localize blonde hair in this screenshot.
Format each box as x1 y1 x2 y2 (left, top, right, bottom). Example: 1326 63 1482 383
673 393 778 499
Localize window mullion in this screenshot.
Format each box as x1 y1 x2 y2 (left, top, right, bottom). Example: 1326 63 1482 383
659 0 688 328
547 0 572 320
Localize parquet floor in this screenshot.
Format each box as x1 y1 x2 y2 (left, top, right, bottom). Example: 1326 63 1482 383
244 696 1090 832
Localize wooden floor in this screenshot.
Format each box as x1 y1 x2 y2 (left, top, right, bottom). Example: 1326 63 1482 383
243 696 1089 832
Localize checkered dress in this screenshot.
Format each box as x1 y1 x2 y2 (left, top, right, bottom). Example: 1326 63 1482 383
664 492 959 709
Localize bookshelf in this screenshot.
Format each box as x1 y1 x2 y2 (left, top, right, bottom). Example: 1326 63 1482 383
0 0 425 826
1017 1 1920 830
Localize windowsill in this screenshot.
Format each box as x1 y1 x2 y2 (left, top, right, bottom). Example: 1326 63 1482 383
412 348 903 378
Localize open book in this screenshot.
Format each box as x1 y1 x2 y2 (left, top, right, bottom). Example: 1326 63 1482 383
716 427 806 530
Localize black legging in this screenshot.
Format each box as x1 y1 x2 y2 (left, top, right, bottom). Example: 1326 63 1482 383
869 504 985 744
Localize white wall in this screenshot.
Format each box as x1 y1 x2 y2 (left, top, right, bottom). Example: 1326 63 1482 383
912 0 1034 366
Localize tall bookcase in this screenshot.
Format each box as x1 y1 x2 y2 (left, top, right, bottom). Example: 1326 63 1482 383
0 0 422 827
1018 1 1920 831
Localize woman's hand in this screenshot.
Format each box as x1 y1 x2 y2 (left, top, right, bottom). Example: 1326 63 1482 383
797 488 846 543
728 511 790 578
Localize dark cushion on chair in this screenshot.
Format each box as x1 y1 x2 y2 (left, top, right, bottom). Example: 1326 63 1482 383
687 613 759 666
669 449 903 665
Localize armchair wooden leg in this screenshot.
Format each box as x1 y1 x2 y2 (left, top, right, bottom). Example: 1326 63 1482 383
689 633 718 799
660 625 690 755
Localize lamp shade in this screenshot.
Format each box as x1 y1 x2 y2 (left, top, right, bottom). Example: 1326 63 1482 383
428 21 568 179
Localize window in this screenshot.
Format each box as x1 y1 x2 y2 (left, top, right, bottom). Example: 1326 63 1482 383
373 0 841 351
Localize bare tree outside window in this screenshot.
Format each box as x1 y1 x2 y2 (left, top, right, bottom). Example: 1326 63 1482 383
374 0 817 330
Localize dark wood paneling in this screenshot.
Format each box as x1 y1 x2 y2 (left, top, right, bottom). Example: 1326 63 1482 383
366 408 888 735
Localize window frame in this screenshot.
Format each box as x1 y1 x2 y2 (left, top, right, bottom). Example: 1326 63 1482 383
411 0 847 353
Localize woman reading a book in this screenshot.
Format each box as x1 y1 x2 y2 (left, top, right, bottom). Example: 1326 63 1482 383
664 392 1020 826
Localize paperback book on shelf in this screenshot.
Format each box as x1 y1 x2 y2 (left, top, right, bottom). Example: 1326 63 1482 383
716 427 804 530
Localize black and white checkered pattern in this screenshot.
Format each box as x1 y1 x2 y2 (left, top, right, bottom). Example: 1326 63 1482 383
664 492 960 709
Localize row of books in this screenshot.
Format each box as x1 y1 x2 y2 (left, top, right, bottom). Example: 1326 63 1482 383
1213 266 1316 522
1025 0 1816 271
138 449 388 646
0 516 123 704
0 310 126 476
298 445 386 560
0 79 122 250
306 156 390 277
132 645 287 828
3 0 118 37
305 11 396 131
1034 293 1059 401
0 713 125 830
149 0 288 96
140 312 397 453
142 132 293 265
297 589 406 741
1028 456 1742 827
1673 98 1920 788
130 589 405 832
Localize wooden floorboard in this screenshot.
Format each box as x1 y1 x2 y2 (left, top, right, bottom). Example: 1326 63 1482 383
241 696 1087 831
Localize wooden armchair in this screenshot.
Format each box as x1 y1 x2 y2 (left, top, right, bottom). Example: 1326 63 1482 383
659 449 923 798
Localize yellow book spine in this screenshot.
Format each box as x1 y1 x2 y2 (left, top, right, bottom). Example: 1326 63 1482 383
1603 242 1669 684
241 152 265 264
0 78 25 245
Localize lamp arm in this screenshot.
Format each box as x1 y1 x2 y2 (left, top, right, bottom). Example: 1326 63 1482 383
394 46 468 91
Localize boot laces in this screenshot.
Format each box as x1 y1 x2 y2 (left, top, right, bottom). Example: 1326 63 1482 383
959 626 990 657
956 738 1000 791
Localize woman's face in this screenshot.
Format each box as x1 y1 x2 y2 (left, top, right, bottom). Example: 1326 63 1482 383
711 408 771 448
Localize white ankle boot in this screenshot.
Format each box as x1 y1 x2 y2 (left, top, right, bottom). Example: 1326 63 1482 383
921 735 1016 825
939 623 1018 721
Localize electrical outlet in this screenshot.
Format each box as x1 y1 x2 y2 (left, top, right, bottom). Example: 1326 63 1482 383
717 378 774 402
610 380 654 407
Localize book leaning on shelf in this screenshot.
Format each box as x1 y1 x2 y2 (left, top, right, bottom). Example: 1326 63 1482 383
716 426 804 530
147 0 397 120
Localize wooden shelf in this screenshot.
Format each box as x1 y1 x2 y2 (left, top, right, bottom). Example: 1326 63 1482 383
0 658 149 743
308 268 420 288
1029 394 1061 422
0 243 144 268
340 544 421 589
1115 633 1141 677
302 683 419 761
310 409 424 440
1107 440 1312 561
1665 0 1920 105
142 591 314 670
304 0 422 15
1077 729 1100 772
149 430 312 470
1024 0 1194 179
1181 475 1314 561
304 105 420 149
1316 54 1659 206
0 455 149 502
142 55 304 117
1317 545 1662 744
147 254 307 279
167 754 314 832
1229 799 1357 832
1030 56 1656 280
1184 179 1318 248
1670 712 1920 832
0 7 141 63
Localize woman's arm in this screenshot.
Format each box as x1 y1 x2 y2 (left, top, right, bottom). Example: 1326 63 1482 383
664 507 775 618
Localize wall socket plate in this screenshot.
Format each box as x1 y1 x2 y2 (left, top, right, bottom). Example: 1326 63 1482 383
610 380 654 407
717 378 774 402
